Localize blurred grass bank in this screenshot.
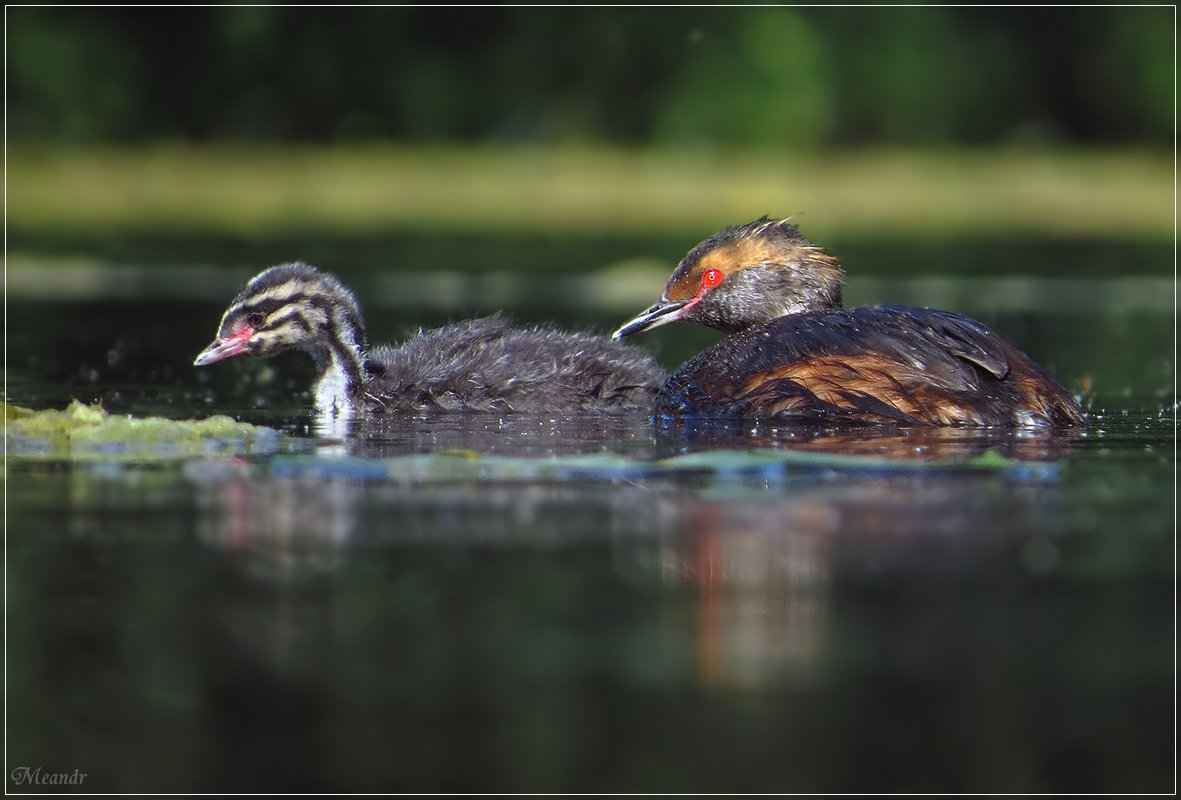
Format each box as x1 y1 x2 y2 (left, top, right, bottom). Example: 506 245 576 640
8 145 1172 242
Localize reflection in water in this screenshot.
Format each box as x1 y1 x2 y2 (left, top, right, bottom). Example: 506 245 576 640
192 461 357 578
9 410 1171 792
654 417 1082 462
661 497 836 690
318 410 662 459
186 448 1067 695
655 469 1068 690
310 408 1083 463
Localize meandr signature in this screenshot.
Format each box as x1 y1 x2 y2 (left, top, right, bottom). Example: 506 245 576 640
10 767 88 787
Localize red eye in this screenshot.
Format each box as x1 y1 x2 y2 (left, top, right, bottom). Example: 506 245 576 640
701 268 723 288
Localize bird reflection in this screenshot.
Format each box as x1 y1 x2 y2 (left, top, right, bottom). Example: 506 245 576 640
659 497 837 689
656 469 1067 689
191 461 357 578
316 410 662 460
312 409 1082 463
185 415 1070 694
654 417 1081 462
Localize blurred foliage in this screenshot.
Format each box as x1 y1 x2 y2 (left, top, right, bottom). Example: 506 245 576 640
7 146 1172 239
6 6 1173 147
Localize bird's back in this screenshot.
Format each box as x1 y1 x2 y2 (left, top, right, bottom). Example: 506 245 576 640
365 315 668 413
656 306 1083 427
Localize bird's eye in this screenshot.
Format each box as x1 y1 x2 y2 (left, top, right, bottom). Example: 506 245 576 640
701 268 724 289
246 312 266 329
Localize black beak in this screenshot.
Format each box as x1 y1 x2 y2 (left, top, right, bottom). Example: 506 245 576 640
612 299 691 340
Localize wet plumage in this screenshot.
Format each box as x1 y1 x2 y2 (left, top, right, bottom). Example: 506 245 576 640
614 218 1084 428
195 263 667 417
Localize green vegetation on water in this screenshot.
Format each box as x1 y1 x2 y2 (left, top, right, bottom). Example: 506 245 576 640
5 400 281 460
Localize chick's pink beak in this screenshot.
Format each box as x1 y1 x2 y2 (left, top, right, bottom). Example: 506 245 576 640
193 325 254 366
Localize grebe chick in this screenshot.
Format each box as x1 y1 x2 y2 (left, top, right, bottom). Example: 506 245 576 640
613 218 1084 428
195 263 667 417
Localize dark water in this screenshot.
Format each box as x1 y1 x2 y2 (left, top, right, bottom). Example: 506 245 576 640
5 246 1175 793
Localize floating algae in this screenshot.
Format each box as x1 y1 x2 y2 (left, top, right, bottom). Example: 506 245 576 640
5 400 281 460
261 445 1053 485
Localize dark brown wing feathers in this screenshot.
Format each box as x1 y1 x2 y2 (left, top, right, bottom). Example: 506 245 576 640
657 306 1082 427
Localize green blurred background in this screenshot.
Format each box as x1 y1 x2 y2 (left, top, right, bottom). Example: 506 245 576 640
9 7 1171 147
6 5 1172 251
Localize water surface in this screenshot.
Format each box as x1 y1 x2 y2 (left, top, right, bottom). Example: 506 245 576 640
6 243 1174 793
